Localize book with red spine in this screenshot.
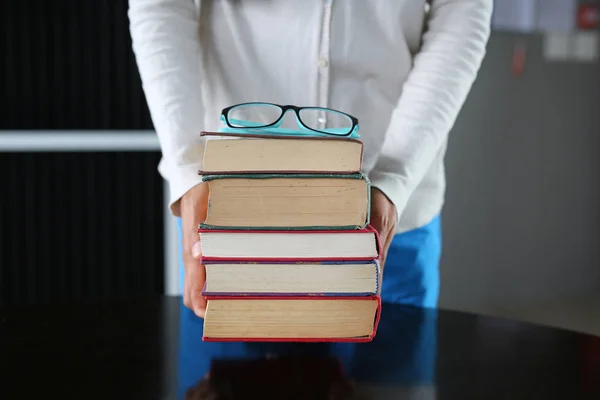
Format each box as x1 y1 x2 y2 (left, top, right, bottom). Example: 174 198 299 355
201 295 381 343
198 225 381 263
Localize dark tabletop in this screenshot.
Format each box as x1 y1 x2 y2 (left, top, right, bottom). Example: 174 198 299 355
1 296 599 400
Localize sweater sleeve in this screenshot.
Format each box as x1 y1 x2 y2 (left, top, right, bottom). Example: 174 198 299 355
369 0 492 222
128 0 205 217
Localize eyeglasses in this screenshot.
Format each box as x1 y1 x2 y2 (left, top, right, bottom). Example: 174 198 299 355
220 102 360 138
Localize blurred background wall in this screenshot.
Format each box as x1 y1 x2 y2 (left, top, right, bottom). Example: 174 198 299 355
441 32 600 334
1 0 599 333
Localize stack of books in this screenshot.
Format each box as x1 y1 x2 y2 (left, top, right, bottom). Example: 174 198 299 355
197 131 382 342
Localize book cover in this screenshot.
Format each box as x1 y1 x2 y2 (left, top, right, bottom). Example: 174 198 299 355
198 172 371 231
202 295 382 343
197 225 382 262
199 131 362 153
201 172 368 182
200 130 364 141
201 259 381 297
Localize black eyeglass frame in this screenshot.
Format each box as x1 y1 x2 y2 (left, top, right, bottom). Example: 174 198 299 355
220 102 359 137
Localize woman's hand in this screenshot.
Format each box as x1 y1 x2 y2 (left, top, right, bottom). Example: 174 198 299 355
180 183 210 318
370 187 397 274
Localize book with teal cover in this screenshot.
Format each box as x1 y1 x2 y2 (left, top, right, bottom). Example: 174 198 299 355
198 173 371 231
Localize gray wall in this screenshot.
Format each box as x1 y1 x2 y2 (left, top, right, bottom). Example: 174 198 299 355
440 33 600 315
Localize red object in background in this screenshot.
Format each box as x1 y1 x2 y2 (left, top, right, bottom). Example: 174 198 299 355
511 41 526 77
577 5 600 30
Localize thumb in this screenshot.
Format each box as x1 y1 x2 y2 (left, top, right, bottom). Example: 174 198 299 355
186 236 207 318
192 240 202 259
180 183 210 317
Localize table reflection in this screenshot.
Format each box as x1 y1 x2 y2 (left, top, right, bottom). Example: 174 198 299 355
177 300 437 399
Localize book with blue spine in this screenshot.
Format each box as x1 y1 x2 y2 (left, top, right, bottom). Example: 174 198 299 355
202 259 381 297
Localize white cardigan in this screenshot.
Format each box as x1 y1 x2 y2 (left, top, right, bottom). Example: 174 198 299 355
128 0 492 233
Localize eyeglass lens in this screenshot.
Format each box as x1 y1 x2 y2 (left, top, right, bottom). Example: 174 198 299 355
227 103 283 128
298 108 353 135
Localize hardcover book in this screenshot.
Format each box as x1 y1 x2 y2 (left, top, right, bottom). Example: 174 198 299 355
202 295 381 342
202 259 381 297
198 225 381 262
198 131 364 174
198 173 371 230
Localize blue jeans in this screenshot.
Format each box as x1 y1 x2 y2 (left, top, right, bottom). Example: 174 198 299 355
176 214 441 308
380 215 441 308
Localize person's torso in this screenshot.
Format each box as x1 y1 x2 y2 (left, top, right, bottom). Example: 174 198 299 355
196 0 446 232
